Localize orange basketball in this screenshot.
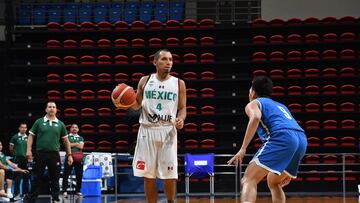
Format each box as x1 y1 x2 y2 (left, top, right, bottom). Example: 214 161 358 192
111 83 136 108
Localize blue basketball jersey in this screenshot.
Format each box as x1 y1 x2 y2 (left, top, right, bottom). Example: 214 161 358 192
256 97 304 141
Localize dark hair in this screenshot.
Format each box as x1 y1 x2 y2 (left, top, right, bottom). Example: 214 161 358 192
251 76 273 97
154 49 170 62
46 101 56 108
19 122 27 127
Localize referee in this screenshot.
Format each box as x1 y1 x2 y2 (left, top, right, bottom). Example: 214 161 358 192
25 101 73 203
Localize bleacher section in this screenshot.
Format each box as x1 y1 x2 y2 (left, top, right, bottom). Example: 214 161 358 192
6 2 360 194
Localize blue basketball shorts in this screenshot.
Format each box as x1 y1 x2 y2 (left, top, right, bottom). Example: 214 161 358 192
251 129 307 178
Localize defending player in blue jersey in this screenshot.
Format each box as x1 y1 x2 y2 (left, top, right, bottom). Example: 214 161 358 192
228 76 307 203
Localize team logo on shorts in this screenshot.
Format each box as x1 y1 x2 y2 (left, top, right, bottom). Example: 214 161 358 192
136 161 145 170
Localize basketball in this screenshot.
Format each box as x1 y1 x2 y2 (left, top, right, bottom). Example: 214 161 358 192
111 83 136 108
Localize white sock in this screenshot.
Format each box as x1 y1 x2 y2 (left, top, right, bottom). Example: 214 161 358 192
6 189 11 194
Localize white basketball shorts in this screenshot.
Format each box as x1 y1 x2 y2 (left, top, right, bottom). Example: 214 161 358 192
132 125 178 179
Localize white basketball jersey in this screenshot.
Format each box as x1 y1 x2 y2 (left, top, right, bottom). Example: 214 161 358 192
139 74 179 127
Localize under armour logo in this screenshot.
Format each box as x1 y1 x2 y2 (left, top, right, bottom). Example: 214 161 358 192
168 166 173 170
159 85 165 89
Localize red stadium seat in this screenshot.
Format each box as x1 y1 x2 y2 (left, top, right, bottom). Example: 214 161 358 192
304 17 320 24
64 108 78 117
304 34 319 43
304 68 320 78
252 70 267 77
287 18 302 26
98 107 112 116
304 50 320 60
130 20 146 30
166 37 180 46
148 20 163 29
269 69 284 78
287 69 302 78
114 38 128 47
305 103 320 112
288 86 302 95
186 106 197 115
97 55 112 64
131 72 145 81
182 19 197 29
339 16 356 24
63 39 78 48
47 56 61 65
183 37 197 46
340 119 356 129
114 73 129 82
307 137 320 147
199 18 215 28
340 49 356 59
322 67 338 77
322 85 337 95
46 40 61 48
252 18 267 26
47 74 61 83
149 38 162 47
166 20 180 29
322 103 337 112
80 73 95 82
115 140 129 151
288 103 302 113
132 54 146 64
287 51 302 61
340 32 356 41
252 35 267 44
201 122 215 131
200 139 215 148
323 33 337 42
114 55 129 64
97 140 112 151
80 21 95 31
252 52 267 61
200 36 215 45
286 34 302 43
340 102 355 112
63 56 78 65
81 108 96 116
80 39 95 48
183 53 197 63
269 18 285 26
183 139 199 149
131 38 145 47
97 89 111 99
323 155 338 164
304 120 320 129
63 90 78 99
340 136 356 146
201 106 215 114
98 124 112 133
201 88 215 97
304 155 320 164
322 137 337 147
200 71 215 80
321 16 337 24
304 85 320 95
97 73 112 82
115 124 129 132
63 73 78 82
83 141 96 151
183 72 198 80
97 21 112 30
323 120 338 129
269 35 284 43
81 124 95 133
63 22 77 31
97 39 112 47
47 22 61 31
186 88 197 97
340 84 356 94
272 86 285 96
200 53 215 63
339 67 355 77
114 21 128 30
47 90 61 100
269 51 285 61
80 55 95 64
184 123 198 132
132 123 140 132
80 90 96 99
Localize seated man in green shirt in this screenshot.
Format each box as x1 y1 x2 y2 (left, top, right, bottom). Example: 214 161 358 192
62 123 84 197
9 122 30 199
0 141 29 201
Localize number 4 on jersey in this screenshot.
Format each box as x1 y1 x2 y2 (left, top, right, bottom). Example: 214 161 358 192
156 103 162 111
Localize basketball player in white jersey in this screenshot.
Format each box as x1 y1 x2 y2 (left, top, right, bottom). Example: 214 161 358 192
118 49 187 203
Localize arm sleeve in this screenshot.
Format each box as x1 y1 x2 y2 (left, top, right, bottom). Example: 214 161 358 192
60 123 67 138
29 119 39 136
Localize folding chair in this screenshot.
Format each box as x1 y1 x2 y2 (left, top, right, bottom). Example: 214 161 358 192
184 153 214 196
